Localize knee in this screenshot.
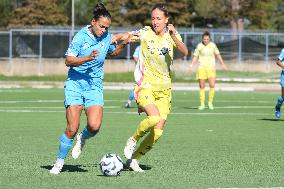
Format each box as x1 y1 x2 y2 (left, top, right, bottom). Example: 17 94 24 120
148 116 161 127
65 125 79 138
87 121 101 133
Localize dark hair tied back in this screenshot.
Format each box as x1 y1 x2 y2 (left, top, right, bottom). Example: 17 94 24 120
152 4 168 17
202 31 211 38
93 3 111 20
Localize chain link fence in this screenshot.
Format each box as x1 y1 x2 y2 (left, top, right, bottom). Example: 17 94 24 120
0 28 284 75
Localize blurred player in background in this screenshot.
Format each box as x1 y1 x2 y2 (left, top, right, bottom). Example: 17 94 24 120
49 3 131 174
123 4 188 172
274 48 284 118
125 45 141 108
189 31 227 110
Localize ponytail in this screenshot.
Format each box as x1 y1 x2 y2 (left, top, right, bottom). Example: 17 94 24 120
93 3 111 20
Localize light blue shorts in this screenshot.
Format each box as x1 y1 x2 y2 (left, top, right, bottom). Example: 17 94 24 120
64 77 103 108
281 70 284 87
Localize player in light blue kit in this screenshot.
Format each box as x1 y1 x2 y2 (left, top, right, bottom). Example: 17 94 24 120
50 3 131 174
275 48 284 118
125 45 141 108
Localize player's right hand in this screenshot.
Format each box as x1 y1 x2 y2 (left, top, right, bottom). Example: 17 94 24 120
90 49 99 59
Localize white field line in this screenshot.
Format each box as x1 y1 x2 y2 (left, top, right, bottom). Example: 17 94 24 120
0 106 274 109
0 106 120 109
0 99 274 104
209 188 284 189
0 109 272 116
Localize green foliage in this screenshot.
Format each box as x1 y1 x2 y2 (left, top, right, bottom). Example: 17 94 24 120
0 0 15 28
248 0 284 31
123 0 190 27
73 0 99 26
0 0 284 31
8 0 69 27
104 0 128 27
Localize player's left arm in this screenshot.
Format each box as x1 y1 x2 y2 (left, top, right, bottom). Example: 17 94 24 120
213 44 227 70
216 53 228 70
167 24 188 56
276 59 284 69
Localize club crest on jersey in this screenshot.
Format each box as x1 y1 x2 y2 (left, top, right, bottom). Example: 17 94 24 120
82 43 90 49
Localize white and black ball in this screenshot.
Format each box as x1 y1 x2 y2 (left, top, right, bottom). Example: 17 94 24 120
100 153 124 176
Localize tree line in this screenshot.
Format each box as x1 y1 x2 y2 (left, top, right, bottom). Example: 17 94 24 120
1 0 284 31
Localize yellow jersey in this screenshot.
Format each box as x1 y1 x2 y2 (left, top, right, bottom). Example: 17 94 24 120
132 26 183 90
193 42 220 69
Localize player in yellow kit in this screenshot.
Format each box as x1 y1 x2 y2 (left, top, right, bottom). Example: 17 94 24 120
190 31 227 110
123 4 188 172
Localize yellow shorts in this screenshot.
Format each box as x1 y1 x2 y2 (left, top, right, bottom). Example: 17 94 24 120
134 86 172 120
196 68 216 80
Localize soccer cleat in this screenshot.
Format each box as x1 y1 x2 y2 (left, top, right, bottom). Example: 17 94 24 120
198 105 205 110
125 102 131 108
275 106 281 119
72 133 85 159
124 137 136 159
208 102 214 110
49 161 64 174
129 159 144 172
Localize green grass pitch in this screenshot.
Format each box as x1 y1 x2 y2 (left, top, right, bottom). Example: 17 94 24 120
1 88 284 188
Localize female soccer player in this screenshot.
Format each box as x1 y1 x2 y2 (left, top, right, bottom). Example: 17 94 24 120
189 31 227 110
123 4 188 172
274 48 284 118
50 3 131 174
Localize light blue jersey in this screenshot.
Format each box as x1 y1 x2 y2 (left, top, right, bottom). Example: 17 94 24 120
279 48 284 63
64 26 116 107
279 49 284 87
65 25 116 79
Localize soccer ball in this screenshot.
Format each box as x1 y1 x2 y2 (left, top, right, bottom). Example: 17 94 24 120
100 153 124 176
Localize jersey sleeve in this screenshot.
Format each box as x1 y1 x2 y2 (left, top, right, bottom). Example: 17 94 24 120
278 49 284 61
213 43 220 55
65 33 83 57
130 26 150 42
172 32 183 48
193 43 201 57
107 43 117 54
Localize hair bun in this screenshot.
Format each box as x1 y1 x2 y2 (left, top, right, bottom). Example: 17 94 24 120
93 3 106 13
93 3 111 20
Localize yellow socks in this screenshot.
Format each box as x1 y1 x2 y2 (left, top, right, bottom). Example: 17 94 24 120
133 116 161 142
132 128 163 160
199 89 205 106
208 88 215 104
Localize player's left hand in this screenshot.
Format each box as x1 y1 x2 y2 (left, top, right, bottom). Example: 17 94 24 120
167 24 177 36
222 64 228 70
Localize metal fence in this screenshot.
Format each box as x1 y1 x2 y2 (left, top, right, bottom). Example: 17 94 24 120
1 28 284 63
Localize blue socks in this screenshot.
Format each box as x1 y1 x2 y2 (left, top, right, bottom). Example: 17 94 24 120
128 90 134 101
56 128 98 162
58 134 73 160
276 96 283 109
81 127 98 140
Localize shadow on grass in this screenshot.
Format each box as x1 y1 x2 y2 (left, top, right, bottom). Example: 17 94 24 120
97 164 152 177
41 164 88 173
258 118 284 122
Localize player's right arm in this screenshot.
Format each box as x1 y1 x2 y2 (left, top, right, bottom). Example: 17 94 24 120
65 33 98 67
189 56 198 68
189 44 200 67
65 50 98 67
